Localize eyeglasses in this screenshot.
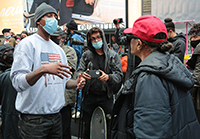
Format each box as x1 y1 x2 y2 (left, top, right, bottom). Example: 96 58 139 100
91 35 102 42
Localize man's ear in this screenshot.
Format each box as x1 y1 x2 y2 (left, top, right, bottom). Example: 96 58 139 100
137 39 146 50
37 18 44 26
137 39 143 47
138 39 147 46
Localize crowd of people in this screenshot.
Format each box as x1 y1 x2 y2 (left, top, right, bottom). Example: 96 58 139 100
0 2 200 139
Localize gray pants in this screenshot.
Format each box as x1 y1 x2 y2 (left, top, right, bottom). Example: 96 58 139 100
19 113 62 139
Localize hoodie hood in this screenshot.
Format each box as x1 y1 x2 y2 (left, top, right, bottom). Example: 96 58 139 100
0 44 13 73
86 27 109 54
132 51 194 91
168 33 186 42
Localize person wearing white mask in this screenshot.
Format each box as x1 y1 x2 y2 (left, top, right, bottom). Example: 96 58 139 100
0 28 16 47
10 2 86 138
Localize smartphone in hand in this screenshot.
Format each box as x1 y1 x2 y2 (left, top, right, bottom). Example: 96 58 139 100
86 70 102 78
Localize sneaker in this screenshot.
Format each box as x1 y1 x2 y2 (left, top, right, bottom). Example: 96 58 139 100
71 109 76 115
72 112 80 118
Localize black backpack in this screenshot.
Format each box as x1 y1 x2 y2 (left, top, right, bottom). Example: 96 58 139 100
111 73 139 139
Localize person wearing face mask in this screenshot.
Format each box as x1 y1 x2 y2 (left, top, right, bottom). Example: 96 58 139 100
50 27 64 45
51 27 78 139
66 19 84 68
65 20 85 119
0 28 16 47
10 3 86 139
0 44 14 74
186 23 200 123
164 18 186 63
77 27 123 139
0 44 19 139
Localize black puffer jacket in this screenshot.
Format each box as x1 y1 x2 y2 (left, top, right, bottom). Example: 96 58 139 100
168 33 186 62
111 51 200 139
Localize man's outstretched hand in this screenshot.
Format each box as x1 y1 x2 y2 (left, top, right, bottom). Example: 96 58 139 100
77 74 86 89
43 61 72 79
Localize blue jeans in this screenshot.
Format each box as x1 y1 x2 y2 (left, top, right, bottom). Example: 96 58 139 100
72 89 82 112
18 113 62 139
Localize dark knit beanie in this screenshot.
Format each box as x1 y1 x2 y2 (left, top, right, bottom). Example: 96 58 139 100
66 20 77 30
34 2 58 23
51 28 65 36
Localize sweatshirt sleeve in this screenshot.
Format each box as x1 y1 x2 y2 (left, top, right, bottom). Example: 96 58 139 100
10 41 33 92
134 73 172 139
76 52 87 76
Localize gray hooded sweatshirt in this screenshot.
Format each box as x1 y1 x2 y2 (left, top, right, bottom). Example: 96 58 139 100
77 27 123 98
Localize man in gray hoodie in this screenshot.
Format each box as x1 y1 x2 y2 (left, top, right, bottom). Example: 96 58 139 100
77 27 123 139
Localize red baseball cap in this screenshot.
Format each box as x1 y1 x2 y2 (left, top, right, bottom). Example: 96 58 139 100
124 15 168 43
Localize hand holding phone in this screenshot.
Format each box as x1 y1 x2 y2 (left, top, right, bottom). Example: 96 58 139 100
86 70 102 78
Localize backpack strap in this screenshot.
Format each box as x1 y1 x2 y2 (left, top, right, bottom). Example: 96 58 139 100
130 73 140 108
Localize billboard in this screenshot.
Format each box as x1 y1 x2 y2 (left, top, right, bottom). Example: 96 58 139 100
152 0 200 33
0 0 24 34
23 0 126 32
128 0 141 28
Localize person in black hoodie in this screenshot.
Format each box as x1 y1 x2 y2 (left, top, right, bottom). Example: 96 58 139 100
164 18 186 63
77 27 123 139
0 44 19 139
186 23 200 123
0 45 13 74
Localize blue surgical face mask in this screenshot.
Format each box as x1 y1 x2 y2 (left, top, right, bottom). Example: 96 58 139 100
4 35 11 39
92 40 103 49
41 18 58 34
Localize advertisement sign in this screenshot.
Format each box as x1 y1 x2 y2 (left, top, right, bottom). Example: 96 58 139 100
23 0 126 32
0 0 24 34
128 0 141 28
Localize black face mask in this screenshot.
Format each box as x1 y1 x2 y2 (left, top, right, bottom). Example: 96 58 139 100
4 52 13 65
191 39 200 48
51 38 60 45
